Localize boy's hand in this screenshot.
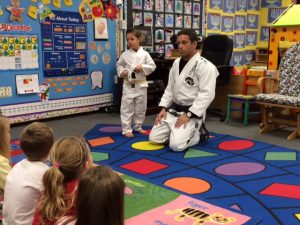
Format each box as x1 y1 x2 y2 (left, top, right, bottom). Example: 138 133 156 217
120 70 128 78
134 64 143 73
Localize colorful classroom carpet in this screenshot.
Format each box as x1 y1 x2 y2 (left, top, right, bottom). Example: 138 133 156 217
10 124 300 225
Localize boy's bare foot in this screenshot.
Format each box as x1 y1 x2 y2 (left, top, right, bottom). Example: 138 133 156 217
138 129 147 134
124 132 134 138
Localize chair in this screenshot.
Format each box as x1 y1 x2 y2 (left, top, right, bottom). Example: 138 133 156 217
201 35 233 121
255 42 300 140
226 69 266 126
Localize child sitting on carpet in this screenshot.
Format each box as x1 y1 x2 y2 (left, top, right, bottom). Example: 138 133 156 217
117 28 156 138
56 165 125 225
32 136 94 225
0 115 12 192
3 122 54 225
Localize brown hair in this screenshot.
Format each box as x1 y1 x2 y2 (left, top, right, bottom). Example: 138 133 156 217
178 29 199 44
37 136 87 225
126 28 144 43
0 115 10 159
20 122 54 161
126 28 142 38
75 166 125 225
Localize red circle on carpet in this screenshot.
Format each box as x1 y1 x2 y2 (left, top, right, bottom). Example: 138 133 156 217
218 140 254 151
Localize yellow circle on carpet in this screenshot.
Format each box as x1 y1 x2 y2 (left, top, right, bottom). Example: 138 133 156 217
131 141 165 151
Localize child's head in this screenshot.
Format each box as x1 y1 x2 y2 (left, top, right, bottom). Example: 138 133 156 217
76 166 125 225
0 115 10 159
126 28 143 51
20 122 54 161
38 136 88 224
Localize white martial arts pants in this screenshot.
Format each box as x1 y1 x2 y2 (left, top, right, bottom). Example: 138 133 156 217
120 83 147 134
149 111 203 152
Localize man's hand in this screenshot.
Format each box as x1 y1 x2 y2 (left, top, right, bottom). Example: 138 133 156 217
175 113 190 128
134 64 143 73
155 108 167 125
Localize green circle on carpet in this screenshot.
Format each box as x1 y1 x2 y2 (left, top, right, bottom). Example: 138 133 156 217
131 141 165 151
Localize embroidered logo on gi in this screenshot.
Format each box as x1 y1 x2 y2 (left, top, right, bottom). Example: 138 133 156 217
187 60 198 78
185 77 195 86
165 208 237 225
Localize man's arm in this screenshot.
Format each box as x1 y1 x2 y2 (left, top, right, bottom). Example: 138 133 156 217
188 62 219 118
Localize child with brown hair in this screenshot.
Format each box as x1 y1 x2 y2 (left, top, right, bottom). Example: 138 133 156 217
3 122 54 225
56 165 125 225
117 28 156 137
0 115 11 192
32 136 94 225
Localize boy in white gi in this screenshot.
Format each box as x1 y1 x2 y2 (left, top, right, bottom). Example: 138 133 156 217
149 29 219 151
117 28 156 137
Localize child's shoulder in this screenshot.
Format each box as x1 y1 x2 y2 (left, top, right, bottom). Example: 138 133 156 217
12 159 49 173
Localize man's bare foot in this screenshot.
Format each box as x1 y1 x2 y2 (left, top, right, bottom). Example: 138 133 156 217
124 132 134 138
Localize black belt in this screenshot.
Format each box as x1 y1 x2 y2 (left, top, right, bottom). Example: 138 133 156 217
168 102 202 119
169 102 191 113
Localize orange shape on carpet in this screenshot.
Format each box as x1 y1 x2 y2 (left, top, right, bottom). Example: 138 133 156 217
164 177 211 194
88 136 115 147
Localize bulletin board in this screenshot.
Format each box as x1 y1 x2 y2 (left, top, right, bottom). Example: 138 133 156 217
41 11 88 76
0 0 117 123
127 0 205 53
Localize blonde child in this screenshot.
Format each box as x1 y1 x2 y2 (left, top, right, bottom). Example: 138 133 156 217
0 115 11 192
3 122 54 225
117 28 156 137
56 165 125 225
32 136 94 225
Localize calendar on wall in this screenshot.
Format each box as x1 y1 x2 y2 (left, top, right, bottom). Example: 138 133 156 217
0 35 39 70
127 0 205 54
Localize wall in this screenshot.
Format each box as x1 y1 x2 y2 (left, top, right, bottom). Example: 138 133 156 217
205 0 292 74
0 0 117 123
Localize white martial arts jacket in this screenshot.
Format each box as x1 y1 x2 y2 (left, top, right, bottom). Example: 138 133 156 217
159 52 219 118
117 47 156 88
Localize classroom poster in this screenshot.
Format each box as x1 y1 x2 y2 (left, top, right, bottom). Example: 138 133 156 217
16 74 40 94
41 11 88 76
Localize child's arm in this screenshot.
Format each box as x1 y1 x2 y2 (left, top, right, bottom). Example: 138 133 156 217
85 143 97 168
116 53 129 78
139 52 156 75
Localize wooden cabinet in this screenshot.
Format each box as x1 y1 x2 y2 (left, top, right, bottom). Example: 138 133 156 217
252 47 268 66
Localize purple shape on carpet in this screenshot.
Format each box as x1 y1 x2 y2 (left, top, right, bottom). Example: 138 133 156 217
99 126 122 132
215 162 266 176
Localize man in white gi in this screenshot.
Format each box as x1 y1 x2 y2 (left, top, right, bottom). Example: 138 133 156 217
149 29 219 151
